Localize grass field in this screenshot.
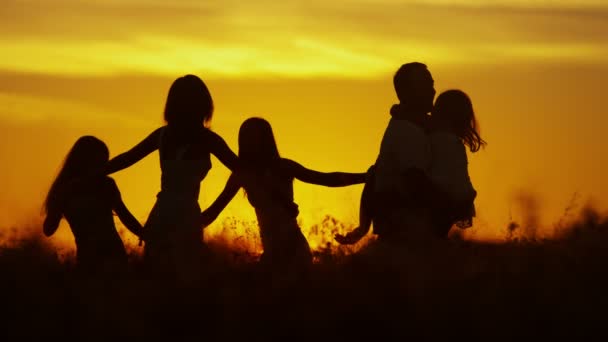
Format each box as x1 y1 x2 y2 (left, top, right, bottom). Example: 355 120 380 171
2 207 607 339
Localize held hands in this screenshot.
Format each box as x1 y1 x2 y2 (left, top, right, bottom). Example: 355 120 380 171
137 229 147 247
335 226 369 245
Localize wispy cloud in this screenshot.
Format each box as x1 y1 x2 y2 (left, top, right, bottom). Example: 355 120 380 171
1 0 607 77
0 91 149 127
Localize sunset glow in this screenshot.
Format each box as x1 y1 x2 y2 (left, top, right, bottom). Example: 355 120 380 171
1 0 607 254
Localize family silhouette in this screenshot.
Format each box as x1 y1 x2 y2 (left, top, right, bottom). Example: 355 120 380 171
42 62 485 282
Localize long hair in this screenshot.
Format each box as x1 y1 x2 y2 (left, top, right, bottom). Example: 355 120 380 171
164 74 214 128
44 136 109 215
238 117 281 171
433 89 487 152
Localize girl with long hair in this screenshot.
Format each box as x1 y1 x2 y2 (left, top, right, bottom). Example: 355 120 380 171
200 117 366 273
43 136 143 272
426 89 486 236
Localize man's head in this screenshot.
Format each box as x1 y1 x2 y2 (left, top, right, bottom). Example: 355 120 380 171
393 62 435 114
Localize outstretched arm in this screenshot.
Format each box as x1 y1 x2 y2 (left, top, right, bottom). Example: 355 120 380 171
106 128 162 174
208 131 239 172
283 159 366 187
200 174 241 228
109 179 144 239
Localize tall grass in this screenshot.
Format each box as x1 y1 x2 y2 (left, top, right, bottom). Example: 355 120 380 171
1 207 607 339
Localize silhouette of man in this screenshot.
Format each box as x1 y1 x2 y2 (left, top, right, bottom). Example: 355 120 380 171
371 62 436 243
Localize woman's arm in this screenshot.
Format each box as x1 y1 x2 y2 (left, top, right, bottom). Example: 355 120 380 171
200 174 241 228
283 159 366 187
43 185 69 237
108 179 144 239
207 131 239 172
43 210 62 237
105 128 162 174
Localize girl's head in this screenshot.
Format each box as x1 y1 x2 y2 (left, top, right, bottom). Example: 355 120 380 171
44 136 109 214
238 117 280 169
433 89 487 152
164 74 214 129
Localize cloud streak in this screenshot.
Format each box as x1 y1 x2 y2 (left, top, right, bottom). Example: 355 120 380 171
1 0 607 77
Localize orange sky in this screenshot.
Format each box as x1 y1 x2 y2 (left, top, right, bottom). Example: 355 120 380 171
1 0 607 250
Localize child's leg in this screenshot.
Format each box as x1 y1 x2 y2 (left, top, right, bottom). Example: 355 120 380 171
335 166 375 245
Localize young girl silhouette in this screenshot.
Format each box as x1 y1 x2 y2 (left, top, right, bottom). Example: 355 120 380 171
337 89 485 243
105 75 238 284
200 117 366 273
43 136 144 272
426 89 485 236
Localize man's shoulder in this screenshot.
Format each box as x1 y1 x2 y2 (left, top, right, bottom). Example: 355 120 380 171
384 118 428 139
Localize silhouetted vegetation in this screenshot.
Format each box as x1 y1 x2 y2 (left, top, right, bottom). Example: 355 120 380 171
2 208 608 339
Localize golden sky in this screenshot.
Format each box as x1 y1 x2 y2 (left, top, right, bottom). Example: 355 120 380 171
1 0 607 249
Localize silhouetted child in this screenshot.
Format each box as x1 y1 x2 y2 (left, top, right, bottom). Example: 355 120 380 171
425 89 485 236
200 117 366 275
43 136 144 274
337 89 485 243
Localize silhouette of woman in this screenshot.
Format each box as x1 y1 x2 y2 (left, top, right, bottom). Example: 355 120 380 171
43 136 144 273
200 117 366 274
105 75 239 283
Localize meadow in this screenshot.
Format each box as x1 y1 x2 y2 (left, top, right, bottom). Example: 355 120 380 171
1 206 607 340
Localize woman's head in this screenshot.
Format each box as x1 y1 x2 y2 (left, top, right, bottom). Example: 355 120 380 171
164 74 214 128
44 136 109 214
238 117 280 169
433 89 486 152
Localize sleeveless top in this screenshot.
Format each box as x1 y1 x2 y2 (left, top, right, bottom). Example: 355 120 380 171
158 126 212 202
